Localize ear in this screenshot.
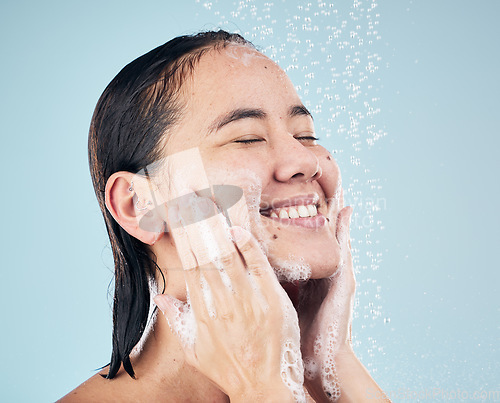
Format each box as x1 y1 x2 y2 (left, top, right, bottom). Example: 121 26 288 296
104 171 166 245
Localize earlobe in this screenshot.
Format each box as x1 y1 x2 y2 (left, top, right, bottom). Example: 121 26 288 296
151 222 167 245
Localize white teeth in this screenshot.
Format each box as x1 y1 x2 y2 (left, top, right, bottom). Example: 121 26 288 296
307 204 317 217
297 205 309 217
279 209 289 219
288 207 299 218
265 204 319 219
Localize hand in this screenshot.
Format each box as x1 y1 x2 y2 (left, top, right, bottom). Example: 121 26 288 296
298 201 355 402
154 194 306 402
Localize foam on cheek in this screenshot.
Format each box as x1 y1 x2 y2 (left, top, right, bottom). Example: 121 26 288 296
268 254 312 283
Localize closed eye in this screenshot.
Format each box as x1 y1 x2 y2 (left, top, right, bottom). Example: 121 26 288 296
234 138 265 144
295 135 319 142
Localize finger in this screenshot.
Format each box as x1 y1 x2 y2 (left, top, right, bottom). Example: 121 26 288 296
191 226 263 319
173 195 251 323
335 206 353 249
181 195 256 296
334 206 356 290
199 273 218 319
179 194 236 268
230 226 282 307
182 262 213 321
181 196 250 316
164 209 210 319
223 185 251 230
197 257 240 319
154 147 212 208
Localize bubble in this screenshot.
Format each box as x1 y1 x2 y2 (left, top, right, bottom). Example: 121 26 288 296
200 274 216 318
199 0 389 390
270 254 312 283
303 356 319 380
167 293 197 347
280 339 306 402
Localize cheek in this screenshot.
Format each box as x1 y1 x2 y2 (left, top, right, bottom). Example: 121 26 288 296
316 146 340 176
202 161 268 229
315 147 341 199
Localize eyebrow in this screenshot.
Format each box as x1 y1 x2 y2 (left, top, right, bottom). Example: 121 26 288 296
207 104 313 134
209 108 267 133
289 105 313 120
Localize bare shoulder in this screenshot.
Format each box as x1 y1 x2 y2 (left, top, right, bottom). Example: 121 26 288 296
57 370 126 402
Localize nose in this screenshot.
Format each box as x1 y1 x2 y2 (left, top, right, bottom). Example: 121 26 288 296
271 135 322 183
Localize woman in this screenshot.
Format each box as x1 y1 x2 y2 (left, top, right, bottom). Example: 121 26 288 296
61 30 389 402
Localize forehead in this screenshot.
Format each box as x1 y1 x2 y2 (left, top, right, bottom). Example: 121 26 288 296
183 45 300 113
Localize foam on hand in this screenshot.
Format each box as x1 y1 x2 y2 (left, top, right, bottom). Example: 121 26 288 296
164 291 197 347
319 326 341 401
277 284 306 402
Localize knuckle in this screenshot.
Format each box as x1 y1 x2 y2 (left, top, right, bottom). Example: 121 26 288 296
247 262 265 278
237 237 255 255
216 252 235 268
218 311 234 322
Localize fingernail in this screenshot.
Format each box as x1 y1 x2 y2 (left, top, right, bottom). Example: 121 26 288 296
154 294 182 313
153 295 168 313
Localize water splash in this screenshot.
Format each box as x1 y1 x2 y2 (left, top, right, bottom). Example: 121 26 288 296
198 0 388 379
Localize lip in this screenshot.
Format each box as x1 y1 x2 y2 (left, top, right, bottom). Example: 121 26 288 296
259 193 320 212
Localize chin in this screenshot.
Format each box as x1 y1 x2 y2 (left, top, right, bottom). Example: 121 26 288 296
266 240 342 282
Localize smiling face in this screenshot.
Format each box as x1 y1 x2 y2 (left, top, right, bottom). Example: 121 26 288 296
160 45 343 280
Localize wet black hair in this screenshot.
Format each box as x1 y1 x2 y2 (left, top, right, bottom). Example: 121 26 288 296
88 30 254 379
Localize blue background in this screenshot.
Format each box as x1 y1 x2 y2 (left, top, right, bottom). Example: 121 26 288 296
1 0 498 401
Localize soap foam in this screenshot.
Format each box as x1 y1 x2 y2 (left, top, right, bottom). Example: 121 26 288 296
269 254 312 283
204 167 310 401
155 163 311 400
313 324 342 401
275 281 306 402
131 276 159 357
303 356 319 381
224 44 271 67
167 289 197 347
280 339 306 402
200 273 216 318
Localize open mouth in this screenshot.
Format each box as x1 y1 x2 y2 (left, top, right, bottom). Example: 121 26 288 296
259 200 327 229
260 203 319 219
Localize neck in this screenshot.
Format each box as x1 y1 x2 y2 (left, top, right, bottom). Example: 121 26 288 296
109 312 227 402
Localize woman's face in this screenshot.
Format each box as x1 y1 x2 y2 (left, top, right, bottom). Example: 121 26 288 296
160 45 342 280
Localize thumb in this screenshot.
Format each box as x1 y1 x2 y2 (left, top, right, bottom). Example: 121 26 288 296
154 293 183 329
154 294 197 358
